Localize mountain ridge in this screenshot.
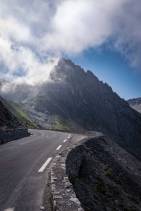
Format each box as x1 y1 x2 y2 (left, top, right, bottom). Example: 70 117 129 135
128 97 141 113
1 58 141 159
34 58 141 159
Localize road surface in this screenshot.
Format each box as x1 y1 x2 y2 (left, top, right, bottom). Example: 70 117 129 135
0 129 71 211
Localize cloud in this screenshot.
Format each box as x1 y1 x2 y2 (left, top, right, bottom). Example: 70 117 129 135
0 0 141 90
0 0 60 86
0 37 59 85
41 0 127 53
113 0 141 69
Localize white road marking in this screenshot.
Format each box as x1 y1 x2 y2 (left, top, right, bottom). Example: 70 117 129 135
4 208 14 211
56 145 62 151
38 157 52 173
63 139 67 143
68 134 71 139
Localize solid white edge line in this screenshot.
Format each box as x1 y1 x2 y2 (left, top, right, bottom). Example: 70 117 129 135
56 145 62 151
38 157 52 173
4 208 14 211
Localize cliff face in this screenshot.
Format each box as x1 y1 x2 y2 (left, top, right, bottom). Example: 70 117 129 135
35 59 141 159
0 97 28 144
0 97 21 129
66 137 141 211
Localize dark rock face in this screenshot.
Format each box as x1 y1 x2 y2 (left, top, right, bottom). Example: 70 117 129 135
0 97 28 144
0 97 21 129
35 59 141 159
66 137 141 211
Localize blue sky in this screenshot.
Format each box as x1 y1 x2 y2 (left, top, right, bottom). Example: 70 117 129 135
70 48 141 100
0 0 141 100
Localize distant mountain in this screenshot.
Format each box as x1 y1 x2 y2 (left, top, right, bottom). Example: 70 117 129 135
2 59 141 159
128 98 141 113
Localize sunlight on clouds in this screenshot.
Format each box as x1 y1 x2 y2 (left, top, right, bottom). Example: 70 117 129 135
0 0 141 89
0 17 31 42
42 0 127 53
0 36 59 86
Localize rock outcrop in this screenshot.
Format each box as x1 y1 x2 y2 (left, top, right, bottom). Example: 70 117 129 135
0 97 21 129
0 97 29 144
66 136 141 211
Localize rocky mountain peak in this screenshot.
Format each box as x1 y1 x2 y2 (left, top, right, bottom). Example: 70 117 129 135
33 59 141 159
2 58 141 159
50 58 101 91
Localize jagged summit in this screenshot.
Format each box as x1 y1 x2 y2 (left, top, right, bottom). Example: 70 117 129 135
50 58 86 81
34 59 141 159
50 58 101 90
57 58 76 67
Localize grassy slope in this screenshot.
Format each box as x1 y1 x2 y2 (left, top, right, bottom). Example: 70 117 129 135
3 100 37 129
52 115 70 131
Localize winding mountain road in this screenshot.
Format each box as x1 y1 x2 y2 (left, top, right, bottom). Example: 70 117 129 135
0 129 72 211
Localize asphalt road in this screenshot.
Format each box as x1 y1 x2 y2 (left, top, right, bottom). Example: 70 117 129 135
0 129 70 211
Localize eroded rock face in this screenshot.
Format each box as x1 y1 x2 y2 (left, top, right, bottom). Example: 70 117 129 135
66 137 141 211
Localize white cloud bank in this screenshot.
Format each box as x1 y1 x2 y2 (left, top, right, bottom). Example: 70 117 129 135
0 0 141 88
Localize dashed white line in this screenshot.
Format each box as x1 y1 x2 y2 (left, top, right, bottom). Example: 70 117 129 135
63 139 67 143
4 208 14 211
68 134 71 139
38 157 52 173
56 145 62 151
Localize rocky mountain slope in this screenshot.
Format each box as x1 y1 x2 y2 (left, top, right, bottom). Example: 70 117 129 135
66 136 141 211
0 96 21 130
5 100 37 129
1 58 141 159
0 96 29 143
128 98 141 113
34 59 141 159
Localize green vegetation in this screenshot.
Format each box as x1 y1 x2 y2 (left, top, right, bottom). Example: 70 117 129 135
4 100 37 128
52 115 70 131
